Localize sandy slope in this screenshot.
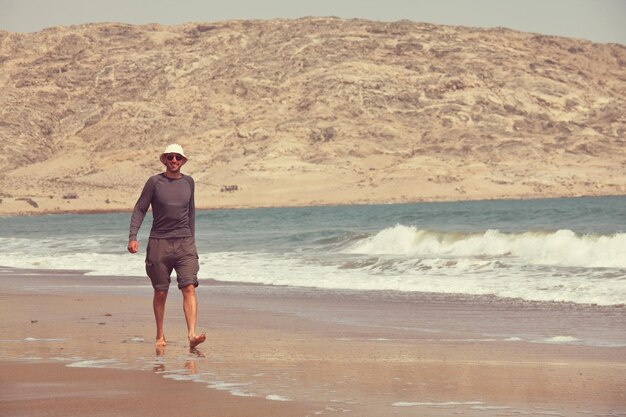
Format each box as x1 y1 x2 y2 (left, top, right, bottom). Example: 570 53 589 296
0 18 624 214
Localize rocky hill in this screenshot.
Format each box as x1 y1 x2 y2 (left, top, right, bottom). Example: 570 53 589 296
0 18 624 214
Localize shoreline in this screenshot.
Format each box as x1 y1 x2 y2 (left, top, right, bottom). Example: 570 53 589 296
1 267 624 416
1 192 624 217
3 264 626 311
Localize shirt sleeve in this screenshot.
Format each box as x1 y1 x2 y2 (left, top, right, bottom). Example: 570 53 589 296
188 176 196 237
128 177 155 241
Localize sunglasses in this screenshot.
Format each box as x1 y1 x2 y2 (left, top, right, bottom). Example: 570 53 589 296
165 154 184 161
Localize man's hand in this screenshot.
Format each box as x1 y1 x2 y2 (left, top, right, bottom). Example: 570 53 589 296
127 240 139 254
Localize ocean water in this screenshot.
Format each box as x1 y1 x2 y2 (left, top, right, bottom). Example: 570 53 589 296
1 196 625 306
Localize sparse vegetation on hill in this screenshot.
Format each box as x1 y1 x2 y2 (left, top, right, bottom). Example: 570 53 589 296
0 18 624 213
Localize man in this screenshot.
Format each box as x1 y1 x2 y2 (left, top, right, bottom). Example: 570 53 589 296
127 143 206 349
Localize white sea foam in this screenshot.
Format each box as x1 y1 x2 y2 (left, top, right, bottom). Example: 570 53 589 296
266 394 291 401
197 250 625 306
504 337 524 342
391 401 484 407
4 241 620 305
390 402 420 407
344 225 626 269
536 336 581 345
231 391 256 397
67 358 120 368
24 337 66 342
156 370 257 398
1 220 625 306
0 236 146 276
471 405 515 410
512 335 626 347
163 373 197 381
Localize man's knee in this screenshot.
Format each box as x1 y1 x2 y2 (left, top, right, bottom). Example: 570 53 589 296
154 289 168 300
180 283 196 294
178 276 198 290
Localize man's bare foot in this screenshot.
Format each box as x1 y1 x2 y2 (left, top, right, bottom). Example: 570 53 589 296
155 337 167 347
189 333 206 349
155 345 166 357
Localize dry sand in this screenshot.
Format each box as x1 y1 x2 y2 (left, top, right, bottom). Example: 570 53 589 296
0 268 624 417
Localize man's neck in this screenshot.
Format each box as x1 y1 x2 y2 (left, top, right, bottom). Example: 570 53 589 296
164 170 182 179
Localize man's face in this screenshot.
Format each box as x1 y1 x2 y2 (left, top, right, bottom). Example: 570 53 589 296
164 153 186 171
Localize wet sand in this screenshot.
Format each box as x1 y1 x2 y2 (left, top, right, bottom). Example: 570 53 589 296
0 267 624 417
0 361 310 417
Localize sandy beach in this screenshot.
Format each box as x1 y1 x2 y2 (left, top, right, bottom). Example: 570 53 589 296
0 267 624 417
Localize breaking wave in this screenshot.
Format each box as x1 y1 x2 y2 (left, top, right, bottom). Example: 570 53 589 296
342 224 626 269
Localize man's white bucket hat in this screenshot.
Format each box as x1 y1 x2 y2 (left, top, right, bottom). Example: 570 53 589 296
161 143 188 161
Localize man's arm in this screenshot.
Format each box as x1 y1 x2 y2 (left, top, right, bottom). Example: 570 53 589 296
128 177 155 253
189 176 196 237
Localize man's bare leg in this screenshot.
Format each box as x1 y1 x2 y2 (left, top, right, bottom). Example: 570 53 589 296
153 289 168 346
181 284 205 348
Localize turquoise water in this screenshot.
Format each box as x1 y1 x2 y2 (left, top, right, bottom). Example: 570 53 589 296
1 196 625 305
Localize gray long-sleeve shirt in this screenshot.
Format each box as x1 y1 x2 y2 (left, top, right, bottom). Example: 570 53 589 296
129 173 195 241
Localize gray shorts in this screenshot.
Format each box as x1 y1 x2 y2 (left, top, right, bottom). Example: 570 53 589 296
145 236 199 291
